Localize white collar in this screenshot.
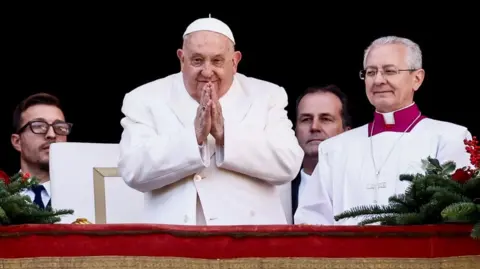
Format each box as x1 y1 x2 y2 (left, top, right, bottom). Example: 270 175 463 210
375 102 416 125
41 180 51 196
300 168 311 179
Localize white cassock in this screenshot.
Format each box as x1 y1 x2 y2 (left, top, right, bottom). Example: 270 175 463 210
294 102 472 225
118 72 304 225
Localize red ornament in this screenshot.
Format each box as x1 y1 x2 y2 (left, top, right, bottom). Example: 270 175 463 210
464 136 480 169
0 170 10 185
20 172 31 182
451 168 473 183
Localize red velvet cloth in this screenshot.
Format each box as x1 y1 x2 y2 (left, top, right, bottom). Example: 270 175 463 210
0 224 479 259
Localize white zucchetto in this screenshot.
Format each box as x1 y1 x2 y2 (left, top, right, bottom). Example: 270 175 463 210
183 15 235 44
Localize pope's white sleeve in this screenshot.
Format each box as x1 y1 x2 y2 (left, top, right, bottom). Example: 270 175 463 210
117 91 210 193
215 86 304 185
294 145 334 225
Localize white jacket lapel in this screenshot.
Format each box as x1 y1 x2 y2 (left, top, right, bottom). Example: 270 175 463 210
220 75 252 125
166 73 198 128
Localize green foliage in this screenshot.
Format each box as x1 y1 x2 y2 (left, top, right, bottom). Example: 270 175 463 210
334 157 480 240
441 202 480 239
0 172 74 225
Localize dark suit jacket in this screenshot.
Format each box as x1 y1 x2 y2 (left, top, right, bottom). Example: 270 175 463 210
291 172 301 221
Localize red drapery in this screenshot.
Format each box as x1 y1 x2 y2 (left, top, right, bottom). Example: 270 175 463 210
1 223 479 259
1 224 479 268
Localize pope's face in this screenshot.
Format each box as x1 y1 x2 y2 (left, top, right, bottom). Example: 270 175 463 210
364 43 424 112
177 31 242 101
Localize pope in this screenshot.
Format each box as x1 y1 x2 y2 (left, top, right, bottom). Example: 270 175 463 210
294 36 473 225
117 16 303 225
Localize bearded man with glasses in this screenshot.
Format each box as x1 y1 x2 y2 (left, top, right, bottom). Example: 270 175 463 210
295 36 473 226
10 93 72 210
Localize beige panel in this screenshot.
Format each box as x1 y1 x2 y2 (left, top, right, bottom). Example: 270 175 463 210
93 167 120 224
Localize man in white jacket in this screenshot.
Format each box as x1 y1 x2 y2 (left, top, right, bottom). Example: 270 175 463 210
118 16 303 225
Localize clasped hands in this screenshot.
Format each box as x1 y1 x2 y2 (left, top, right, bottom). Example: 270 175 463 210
195 83 224 146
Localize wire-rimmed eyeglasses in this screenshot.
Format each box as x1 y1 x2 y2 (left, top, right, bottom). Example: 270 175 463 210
17 120 73 136
359 67 416 80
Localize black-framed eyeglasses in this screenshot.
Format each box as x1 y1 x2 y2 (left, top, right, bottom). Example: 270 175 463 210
17 120 73 136
359 67 417 80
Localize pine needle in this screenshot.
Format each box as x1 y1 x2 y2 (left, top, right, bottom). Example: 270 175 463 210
0 172 74 226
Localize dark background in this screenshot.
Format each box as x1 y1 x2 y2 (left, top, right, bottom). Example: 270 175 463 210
1 8 478 174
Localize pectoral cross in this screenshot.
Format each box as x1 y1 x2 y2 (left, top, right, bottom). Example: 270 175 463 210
366 181 387 204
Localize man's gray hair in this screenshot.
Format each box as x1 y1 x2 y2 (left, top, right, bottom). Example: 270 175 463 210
363 36 423 70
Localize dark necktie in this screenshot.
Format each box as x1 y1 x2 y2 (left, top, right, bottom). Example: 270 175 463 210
32 185 47 209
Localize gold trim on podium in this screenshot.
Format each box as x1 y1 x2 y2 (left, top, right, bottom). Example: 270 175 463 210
1 256 479 269
93 167 120 224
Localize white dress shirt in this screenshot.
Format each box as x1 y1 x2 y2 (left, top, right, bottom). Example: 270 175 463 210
298 168 311 198
22 181 51 207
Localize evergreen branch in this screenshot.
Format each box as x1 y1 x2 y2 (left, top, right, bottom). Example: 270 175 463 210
6 177 38 194
399 174 415 182
410 178 437 204
427 177 465 194
334 205 401 222
410 175 464 205
357 214 398 225
464 177 480 198
388 194 417 212
412 176 429 193
418 200 444 223
336 142 480 240
0 206 7 223
0 172 74 225
403 184 417 204
430 187 472 204
10 208 74 225
425 174 461 189
0 183 9 199
441 202 480 222
394 212 425 225
2 194 34 207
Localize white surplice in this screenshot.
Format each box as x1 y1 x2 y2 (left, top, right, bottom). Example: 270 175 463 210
294 104 472 225
118 72 304 225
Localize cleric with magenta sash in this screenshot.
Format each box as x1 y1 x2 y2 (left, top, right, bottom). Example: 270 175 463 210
294 36 472 225
117 16 303 225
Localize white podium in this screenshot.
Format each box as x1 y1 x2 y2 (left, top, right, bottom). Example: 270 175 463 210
49 142 144 224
